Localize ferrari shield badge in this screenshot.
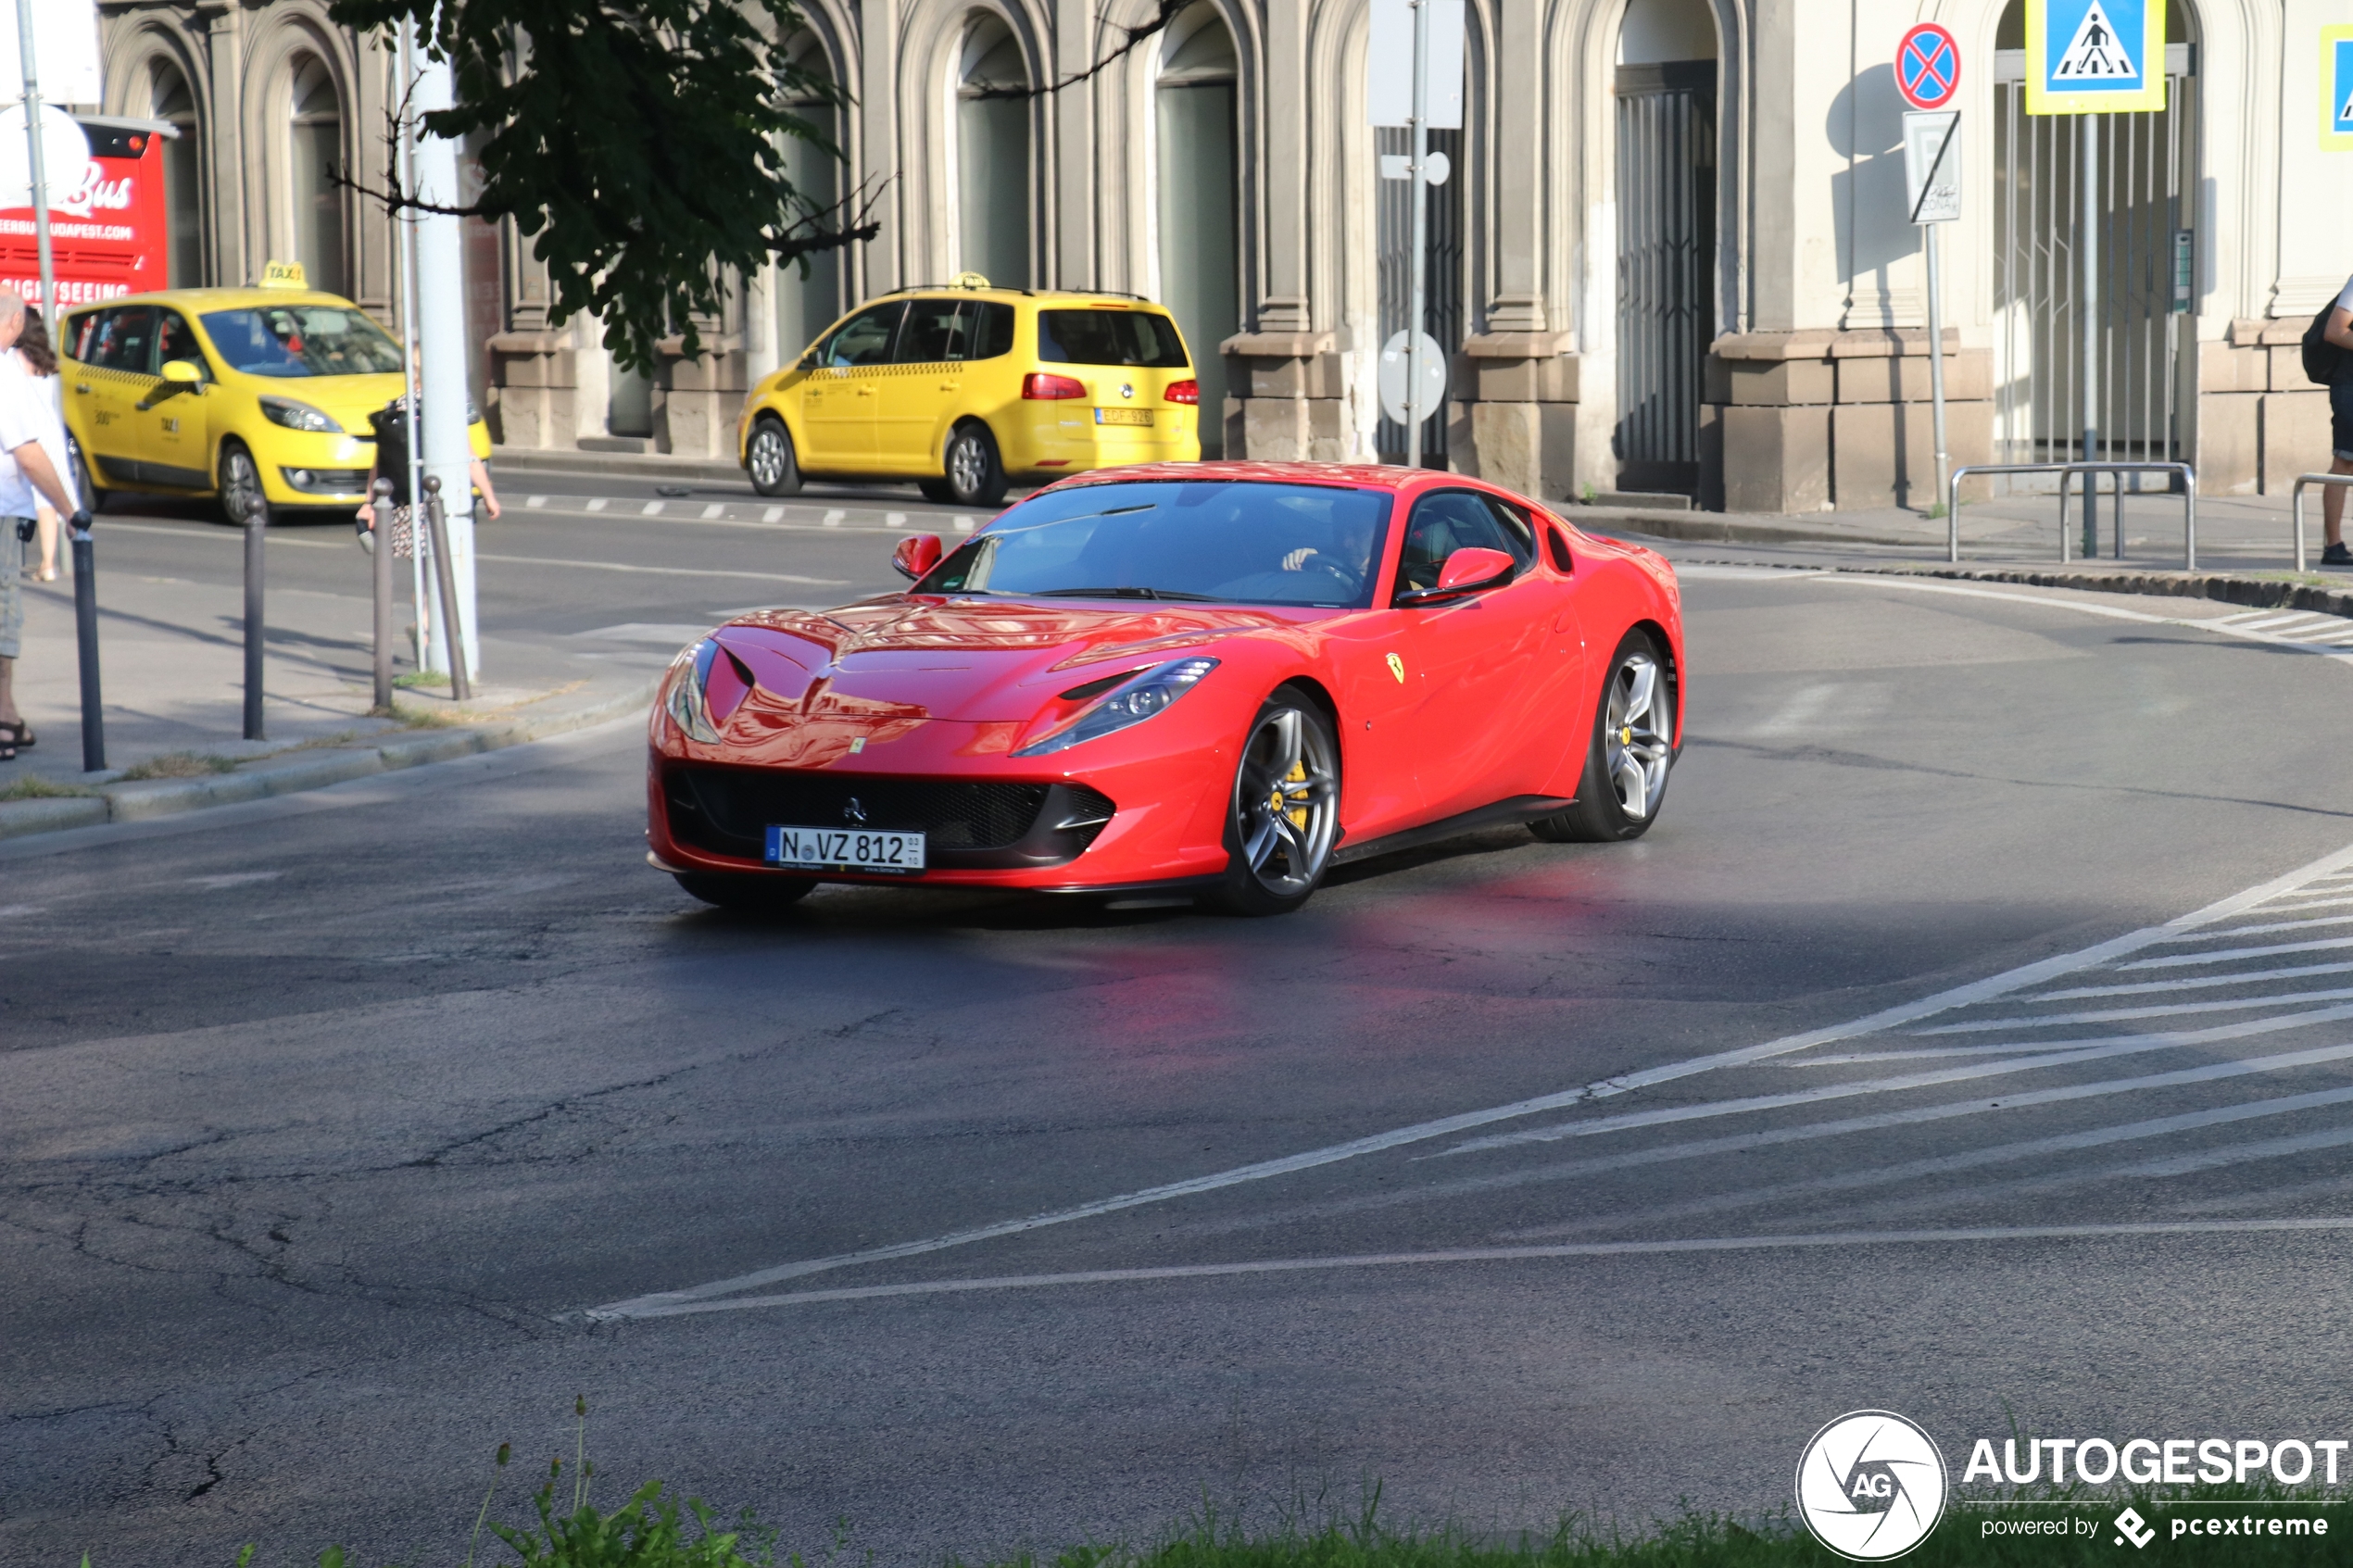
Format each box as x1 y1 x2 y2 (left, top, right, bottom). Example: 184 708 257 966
1386 652 1406 683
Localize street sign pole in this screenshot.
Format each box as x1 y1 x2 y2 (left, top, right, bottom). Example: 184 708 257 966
12 0 56 326
1403 0 1430 470
1896 28 1961 532
1925 221 1948 526
2082 123 2098 558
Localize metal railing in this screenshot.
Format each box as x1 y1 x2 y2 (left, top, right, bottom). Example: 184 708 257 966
1947 461 2196 569
2290 474 2353 574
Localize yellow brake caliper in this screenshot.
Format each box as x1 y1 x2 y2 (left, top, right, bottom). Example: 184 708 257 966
1273 761 1310 830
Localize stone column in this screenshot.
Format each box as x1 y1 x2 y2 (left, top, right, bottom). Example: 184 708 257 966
200 0 247 288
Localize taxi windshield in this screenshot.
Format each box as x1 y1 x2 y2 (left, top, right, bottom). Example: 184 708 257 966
917 481 1393 609
200 306 405 378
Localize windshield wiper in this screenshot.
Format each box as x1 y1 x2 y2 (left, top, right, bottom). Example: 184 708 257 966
1032 586 1218 601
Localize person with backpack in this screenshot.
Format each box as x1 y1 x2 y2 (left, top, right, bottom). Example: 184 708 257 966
2310 280 2353 565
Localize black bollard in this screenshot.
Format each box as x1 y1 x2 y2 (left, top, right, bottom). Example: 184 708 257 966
69 510 103 772
422 476 472 702
243 497 267 740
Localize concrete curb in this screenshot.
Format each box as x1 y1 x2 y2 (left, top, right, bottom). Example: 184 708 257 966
1572 508 1945 549
0 675 661 843
1857 565 2353 619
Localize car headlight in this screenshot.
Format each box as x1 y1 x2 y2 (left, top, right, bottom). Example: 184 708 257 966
664 640 724 743
258 395 342 433
1013 656 1218 757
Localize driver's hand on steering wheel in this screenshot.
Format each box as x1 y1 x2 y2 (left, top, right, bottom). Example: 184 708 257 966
1280 547 1319 571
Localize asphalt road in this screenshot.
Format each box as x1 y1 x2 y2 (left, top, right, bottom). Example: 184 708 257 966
9 523 2353 1564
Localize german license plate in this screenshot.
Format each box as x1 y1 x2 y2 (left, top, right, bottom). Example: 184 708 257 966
765 824 926 872
1094 407 1153 427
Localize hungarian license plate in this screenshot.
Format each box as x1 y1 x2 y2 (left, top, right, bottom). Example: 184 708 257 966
765 824 926 872
1094 407 1153 427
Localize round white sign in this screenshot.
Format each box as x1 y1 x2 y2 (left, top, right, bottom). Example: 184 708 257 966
1377 330 1447 426
0 104 94 218
1794 1410 1948 1562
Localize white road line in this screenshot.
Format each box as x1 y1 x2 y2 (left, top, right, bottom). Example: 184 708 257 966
886 511 907 528
954 515 977 533
823 509 845 527
700 504 724 520
2247 893 2353 914
762 506 784 523
593 1218 2353 1320
471 552 840 585
641 501 665 516
525 495 547 509
2229 613 2322 633
581 833 2353 1319
2160 910 2353 941
1443 1001 2353 1156
1826 575 2353 663
2027 960 2353 1002
2120 935 2353 971
1911 985 2353 1034
585 497 607 512
186 871 283 889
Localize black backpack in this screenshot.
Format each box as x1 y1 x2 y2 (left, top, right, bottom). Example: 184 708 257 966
2303 300 2345 385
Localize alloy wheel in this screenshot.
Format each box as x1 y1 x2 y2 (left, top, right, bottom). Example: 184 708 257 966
1604 650 1672 821
1233 704 1340 898
221 445 266 527
749 428 786 490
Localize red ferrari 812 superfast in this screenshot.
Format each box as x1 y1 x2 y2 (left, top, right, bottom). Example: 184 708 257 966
647 461 1682 915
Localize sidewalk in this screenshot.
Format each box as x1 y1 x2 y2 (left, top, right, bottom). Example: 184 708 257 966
0 533 667 839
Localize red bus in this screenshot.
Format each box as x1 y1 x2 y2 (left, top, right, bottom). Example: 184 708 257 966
0 116 170 311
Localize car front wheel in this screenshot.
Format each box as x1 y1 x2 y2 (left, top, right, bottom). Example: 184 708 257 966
218 440 271 528
1531 630 1674 844
1209 689 1341 916
747 417 801 497
943 423 1008 508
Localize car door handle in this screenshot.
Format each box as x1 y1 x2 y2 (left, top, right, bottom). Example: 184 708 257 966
74 383 90 394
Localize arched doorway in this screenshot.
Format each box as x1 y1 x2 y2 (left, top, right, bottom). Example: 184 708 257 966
1992 1 2196 472
1156 5 1239 456
1614 0 1717 497
149 59 203 288
286 56 345 295
957 15 1031 287
775 35 847 358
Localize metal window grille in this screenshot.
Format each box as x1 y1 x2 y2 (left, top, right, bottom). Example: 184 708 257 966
1992 46 2196 480
1613 62 1716 496
1376 125 1464 465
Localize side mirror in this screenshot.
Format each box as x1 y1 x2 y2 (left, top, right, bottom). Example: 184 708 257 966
892 533 944 582
161 359 203 384
1397 546 1515 606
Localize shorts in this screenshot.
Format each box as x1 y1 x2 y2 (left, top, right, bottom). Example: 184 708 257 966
2334 378 2353 463
0 531 20 660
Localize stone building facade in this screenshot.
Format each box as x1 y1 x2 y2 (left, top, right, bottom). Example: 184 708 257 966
87 0 2352 508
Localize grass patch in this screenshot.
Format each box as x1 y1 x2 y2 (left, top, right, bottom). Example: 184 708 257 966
282 730 363 753
115 750 238 781
0 773 97 800
395 670 452 690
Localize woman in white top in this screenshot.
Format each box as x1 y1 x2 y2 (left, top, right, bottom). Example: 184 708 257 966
7 309 66 582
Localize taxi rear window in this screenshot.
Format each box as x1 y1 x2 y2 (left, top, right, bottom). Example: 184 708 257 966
1036 309 1189 369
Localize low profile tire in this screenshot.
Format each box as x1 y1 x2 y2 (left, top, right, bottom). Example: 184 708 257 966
1208 688 1342 917
916 477 958 504
218 439 271 528
1530 630 1675 845
943 422 1009 508
747 417 802 497
674 872 818 911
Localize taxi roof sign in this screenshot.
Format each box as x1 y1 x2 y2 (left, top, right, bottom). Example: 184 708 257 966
258 259 308 289
2025 0 2166 115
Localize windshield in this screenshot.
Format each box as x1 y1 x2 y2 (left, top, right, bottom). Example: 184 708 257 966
1036 309 1190 368
918 482 1393 608
200 306 405 378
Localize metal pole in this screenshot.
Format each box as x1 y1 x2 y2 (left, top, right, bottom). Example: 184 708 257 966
69 513 101 771
371 478 395 710
14 0 57 327
1402 0 1430 470
397 19 431 671
2081 121 2098 559
2184 472 2196 572
1925 222 1949 533
422 475 471 701
2296 482 2309 575
242 495 265 739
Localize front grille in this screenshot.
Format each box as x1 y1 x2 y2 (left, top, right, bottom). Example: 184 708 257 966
664 765 1116 871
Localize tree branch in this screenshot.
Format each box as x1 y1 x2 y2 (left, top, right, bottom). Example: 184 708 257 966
965 0 1191 101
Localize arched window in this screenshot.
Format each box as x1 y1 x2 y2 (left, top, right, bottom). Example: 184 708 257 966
287 56 346 296
150 60 203 288
956 15 1030 288
1156 6 1239 456
776 36 846 359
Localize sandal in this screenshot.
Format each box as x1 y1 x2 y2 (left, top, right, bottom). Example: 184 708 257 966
0 719 32 749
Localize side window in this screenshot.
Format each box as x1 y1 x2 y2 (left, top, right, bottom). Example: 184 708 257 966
69 309 109 363
971 302 1016 359
155 311 209 379
89 307 157 372
818 302 904 368
1393 490 1525 597
895 298 970 363
1481 495 1538 565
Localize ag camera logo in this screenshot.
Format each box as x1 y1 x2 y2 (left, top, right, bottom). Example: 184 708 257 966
1796 1411 1949 1561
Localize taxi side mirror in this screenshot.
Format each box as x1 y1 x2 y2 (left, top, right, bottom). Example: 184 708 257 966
893 533 944 581
161 359 204 384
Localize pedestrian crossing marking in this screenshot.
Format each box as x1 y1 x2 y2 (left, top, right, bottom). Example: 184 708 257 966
762 506 785 523
585 497 607 512
822 509 845 527
700 503 724 520
2054 0 2135 80
641 501 665 516
525 495 547 509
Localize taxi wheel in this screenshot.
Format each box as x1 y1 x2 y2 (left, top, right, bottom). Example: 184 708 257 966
1530 630 1674 844
675 872 817 911
747 417 801 497
217 440 272 528
944 422 1008 508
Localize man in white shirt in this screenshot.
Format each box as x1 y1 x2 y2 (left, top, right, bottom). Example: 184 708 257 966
0 286 90 761
2322 275 2353 567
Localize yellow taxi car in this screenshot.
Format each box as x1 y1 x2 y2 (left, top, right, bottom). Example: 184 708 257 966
738 275 1202 507
60 276 489 526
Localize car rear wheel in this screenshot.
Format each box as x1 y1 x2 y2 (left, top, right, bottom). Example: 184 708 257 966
1530 630 1674 844
218 440 271 528
1209 689 1341 916
747 417 801 497
943 422 1008 508
674 872 817 911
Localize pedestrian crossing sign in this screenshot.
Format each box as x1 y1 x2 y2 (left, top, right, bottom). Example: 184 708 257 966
2025 0 2166 115
2326 26 2353 151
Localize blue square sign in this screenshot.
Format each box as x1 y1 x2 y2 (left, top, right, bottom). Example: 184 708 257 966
2331 31 2353 148
2026 0 2166 114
